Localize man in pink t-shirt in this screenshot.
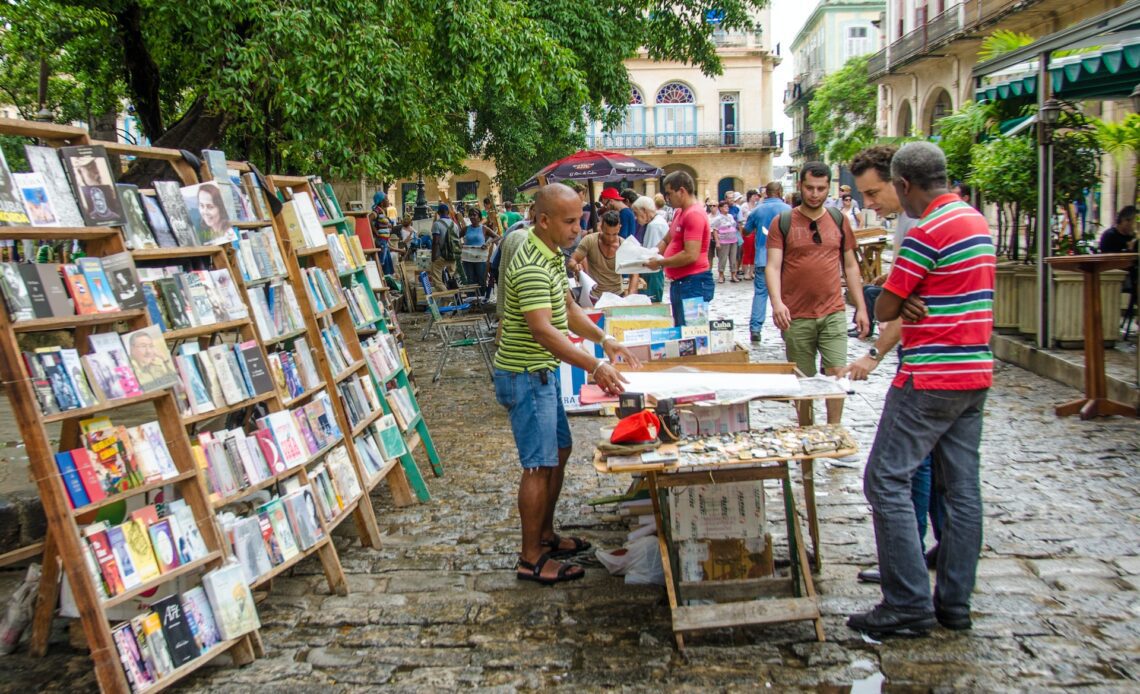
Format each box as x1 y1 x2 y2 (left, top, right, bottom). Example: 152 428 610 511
645 170 713 326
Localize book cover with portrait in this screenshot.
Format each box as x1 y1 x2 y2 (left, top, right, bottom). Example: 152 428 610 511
59 145 125 226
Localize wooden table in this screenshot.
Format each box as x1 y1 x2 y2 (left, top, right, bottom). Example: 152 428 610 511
854 234 889 285
595 450 840 648
1044 253 1138 419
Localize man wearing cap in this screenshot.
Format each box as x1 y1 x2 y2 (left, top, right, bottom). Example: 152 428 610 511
601 188 637 240
430 203 461 290
495 183 641 585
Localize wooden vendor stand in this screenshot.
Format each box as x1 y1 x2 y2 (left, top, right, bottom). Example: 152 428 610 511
599 363 851 648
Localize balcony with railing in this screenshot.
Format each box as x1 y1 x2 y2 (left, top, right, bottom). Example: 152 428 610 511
711 29 769 51
587 130 782 151
789 129 818 156
869 0 1020 79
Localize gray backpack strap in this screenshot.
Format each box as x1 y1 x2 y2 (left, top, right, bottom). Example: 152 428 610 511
778 210 793 239
826 206 846 254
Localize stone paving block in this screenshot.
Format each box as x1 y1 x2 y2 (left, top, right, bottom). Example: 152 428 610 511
384 570 469 592
305 646 366 668
1030 558 1117 580
976 574 1052 595
975 557 1035 577
1113 555 1140 575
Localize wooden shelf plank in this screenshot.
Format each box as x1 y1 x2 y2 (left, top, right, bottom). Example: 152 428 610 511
281 383 325 408
13 309 147 334
103 551 222 609
135 635 248 694
350 407 384 438
181 390 276 426
0 116 87 140
325 497 360 533
365 456 401 493
0 226 120 241
244 272 289 288
72 470 197 518
295 245 327 258
43 389 167 424
249 535 330 590
332 359 366 384
0 541 44 568
133 246 220 260
234 220 273 229
321 217 346 227
671 597 820 633
261 327 308 347
211 465 304 509
163 318 250 342
314 301 348 320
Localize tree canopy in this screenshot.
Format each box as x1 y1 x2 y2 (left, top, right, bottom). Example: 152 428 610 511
806 54 876 165
0 0 768 186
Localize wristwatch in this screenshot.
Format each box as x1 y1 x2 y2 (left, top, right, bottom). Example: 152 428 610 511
868 347 884 362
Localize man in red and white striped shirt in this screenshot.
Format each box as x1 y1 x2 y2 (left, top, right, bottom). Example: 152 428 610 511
848 142 995 639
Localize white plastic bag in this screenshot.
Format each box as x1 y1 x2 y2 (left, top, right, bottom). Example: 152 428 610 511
0 563 40 655
596 535 664 585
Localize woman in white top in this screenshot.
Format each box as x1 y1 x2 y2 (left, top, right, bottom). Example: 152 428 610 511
839 192 862 230
709 200 740 283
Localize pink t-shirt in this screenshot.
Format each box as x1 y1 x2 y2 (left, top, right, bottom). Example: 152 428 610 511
664 204 711 280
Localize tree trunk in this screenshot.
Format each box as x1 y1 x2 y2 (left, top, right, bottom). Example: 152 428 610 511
120 96 228 186
1010 203 1020 262
996 204 1005 256
114 1 164 141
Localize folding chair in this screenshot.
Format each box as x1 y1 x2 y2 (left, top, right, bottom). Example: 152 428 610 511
418 273 494 382
419 271 474 339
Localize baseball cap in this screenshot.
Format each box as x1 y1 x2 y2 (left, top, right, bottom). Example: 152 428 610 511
437 203 449 213
600 188 623 201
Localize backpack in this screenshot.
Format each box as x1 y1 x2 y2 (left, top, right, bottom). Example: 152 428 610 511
778 206 846 255
437 219 461 261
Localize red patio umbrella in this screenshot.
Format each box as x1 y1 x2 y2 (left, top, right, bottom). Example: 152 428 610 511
517 150 664 191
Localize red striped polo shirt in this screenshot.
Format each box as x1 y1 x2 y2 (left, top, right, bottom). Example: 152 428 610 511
883 194 996 390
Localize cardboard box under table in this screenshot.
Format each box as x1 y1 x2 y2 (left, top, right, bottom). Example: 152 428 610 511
594 427 856 648
615 362 849 573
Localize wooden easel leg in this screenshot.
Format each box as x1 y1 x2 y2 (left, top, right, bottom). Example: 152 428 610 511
1055 398 1088 417
784 470 825 642
316 539 349 596
385 465 416 507
230 633 258 666
647 473 684 649
418 421 445 477
398 451 432 502
351 497 383 549
29 529 59 657
798 459 821 572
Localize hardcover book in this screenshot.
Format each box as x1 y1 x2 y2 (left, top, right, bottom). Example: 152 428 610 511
53 451 90 508
0 147 31 226
140 191 179 248
59 145 125 226
35 263 75 317
123 325 178 392
153 180 199 246
201 563 260 640
151 593 200 667
12 172 60 226
101 251 147 311
117 184 157 250
24 145 84 227
69 447 108 504
0 263 34 320
181 586 220 651
75 256 121 313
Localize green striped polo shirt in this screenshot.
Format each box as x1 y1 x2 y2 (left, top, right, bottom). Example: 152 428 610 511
493 231 568 373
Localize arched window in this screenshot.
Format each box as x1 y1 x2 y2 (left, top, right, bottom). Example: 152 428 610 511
655 83 697 147
593 86 647 149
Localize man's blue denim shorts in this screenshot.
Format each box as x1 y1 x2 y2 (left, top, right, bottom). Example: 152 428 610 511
493 368 572 469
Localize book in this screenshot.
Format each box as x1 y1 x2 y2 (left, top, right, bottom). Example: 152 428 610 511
375 414 407 459
0 146 31 226
53 451 90 508
122 518 161 583
37 348 81 411
61 263 99 315
83 524 124 596
117 184 157 249
0 263 34 320
140 191 180 248
261 499 299 561
325 445 362 505
181 586 220 652
141 283 167 329
106 524 141 589
709 319 735 353
266 411 308 468
129 503 160 528
156 276 191 329
136 611 175 677
210 268 248 320
35 263 75 317
151 593 200 667
75 256 120 313
69 448 108 504
111 623 155 691
24 351 58 415
101 251 147 311
283 488 324 550
253 428 285 475
24 145 84 227
231 515 273 584
123 325 178 392
88 332 142 398
153 180 199 246
257 513 284 565
12 172 60 226
181 181 237 245
59 145 125 226
201 563 260 640
167 499 208 562
148 519 181 574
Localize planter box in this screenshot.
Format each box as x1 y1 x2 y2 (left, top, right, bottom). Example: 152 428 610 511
1051 269 1126 348
993 262 1019 333
1015 265 1038 337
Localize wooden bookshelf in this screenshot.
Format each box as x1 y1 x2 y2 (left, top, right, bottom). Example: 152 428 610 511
12 309 148 333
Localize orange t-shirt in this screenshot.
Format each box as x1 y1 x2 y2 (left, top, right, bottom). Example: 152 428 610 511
766 208 856 320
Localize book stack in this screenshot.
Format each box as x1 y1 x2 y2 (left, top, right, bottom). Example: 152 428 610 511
53 417 180 509
0 252 147 320
353 413 406 478
308 446 363 522
171 340 274 417
384 385 419 431
217 486 327 584
362 333 402 382
266 337 322 401
319 323 355 374
341 278 380 327
300 266 342 313
246 280 305 342
80 498 210 599
195 391 342 502
336 372 381 430
134 265 248 331
232 227 287 283
326 233 365 273
278 192 326 249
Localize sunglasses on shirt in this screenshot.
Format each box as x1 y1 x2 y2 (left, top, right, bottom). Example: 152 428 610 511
809 220 821 245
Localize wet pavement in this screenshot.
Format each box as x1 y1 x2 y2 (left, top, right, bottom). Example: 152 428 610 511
1 278 1139 692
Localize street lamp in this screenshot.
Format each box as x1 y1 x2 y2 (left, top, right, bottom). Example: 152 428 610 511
1039 98 1063 127
412 174 428 221
1130 84 1140 113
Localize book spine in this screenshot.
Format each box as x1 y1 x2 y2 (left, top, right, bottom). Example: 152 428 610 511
53 451 90 509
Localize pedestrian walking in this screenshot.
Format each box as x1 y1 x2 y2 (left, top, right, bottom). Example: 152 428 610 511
645 170 714 326
430 203 461 291
743 182 790 343
766 162 869 425
493 183 640 585
711 200 740 283
847 142 996 638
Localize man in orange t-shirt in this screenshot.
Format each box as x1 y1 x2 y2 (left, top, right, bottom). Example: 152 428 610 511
766 161 869 425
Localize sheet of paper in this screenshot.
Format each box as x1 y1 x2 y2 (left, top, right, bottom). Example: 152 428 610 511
577 271 597 308
615 235 663 275
593 292 651 309
620 370 802 400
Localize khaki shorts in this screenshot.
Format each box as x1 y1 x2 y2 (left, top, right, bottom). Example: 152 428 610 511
782 310 847 377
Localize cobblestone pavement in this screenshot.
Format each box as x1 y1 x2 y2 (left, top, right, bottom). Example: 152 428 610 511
2 279 1138 692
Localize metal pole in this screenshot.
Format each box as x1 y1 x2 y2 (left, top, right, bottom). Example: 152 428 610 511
1035 51 1052 350
413 174 429 221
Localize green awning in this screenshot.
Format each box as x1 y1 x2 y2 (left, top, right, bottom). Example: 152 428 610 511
975 39 1140 103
